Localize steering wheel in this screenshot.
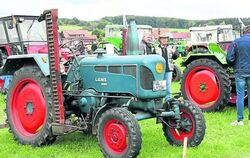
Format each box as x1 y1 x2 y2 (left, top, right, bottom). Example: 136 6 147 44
60 39 85 54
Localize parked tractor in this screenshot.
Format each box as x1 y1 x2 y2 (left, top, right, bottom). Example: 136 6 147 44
0 14 85 93
181 25 240 112
2 9 206 157
105 24 153 53
0 15 47 92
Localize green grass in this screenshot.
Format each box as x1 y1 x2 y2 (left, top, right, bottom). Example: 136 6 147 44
169 28 189 33
1 87 250 158
59 25 83 31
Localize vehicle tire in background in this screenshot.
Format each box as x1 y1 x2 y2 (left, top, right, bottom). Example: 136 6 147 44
181 58 231 112
172 65 182 82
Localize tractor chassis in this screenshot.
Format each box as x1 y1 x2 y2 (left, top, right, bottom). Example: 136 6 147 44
52 91 183 136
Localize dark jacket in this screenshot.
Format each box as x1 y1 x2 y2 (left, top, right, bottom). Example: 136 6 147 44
0 50 3 67
226 35 250 75
156 45 179 72
139 41 156 55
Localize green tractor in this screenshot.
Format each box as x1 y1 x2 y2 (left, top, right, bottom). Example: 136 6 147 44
2 9 206 157
105 24 153 54
181 25 239 112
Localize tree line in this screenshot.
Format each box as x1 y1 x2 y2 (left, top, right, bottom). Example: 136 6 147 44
58 16 250 41
59 16 250 30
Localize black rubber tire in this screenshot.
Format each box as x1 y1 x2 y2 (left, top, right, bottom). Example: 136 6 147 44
181 58 231 112
162 100 206 147
97 108 142 158
172 65 182 82
5 66 56 146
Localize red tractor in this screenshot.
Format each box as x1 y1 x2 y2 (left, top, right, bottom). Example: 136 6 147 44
0 14 87 93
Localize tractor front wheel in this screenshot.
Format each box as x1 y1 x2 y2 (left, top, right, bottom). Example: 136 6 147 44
6 66 55 146
97 108 142 158
162 100 206 147
181 58 231 112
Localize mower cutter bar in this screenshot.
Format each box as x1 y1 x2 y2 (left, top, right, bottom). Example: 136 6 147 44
45 9 65 124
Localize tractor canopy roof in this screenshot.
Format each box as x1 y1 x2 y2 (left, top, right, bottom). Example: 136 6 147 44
0 15 38 21
189 25 233 32
0 15 46 45
189 25 235 44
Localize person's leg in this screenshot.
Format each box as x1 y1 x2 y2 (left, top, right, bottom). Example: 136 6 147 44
246 77 250 121
165 71 173 101
235 75 245 122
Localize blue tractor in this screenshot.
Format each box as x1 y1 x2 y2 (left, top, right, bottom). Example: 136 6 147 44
2 9 206 157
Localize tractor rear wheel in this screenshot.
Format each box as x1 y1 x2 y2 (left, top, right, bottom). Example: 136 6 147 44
97 108 142 158
181 58 231 112
162 100 206 147
172 65 182 82
6 66 56 146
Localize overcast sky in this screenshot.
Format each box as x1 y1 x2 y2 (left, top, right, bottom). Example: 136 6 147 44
1 0 250 21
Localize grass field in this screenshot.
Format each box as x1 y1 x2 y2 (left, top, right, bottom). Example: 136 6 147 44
58 24 189 33
1 85 250 158
59 25 83 31
169 28 189 33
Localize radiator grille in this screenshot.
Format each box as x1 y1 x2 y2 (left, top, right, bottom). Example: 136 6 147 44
140 66 154 90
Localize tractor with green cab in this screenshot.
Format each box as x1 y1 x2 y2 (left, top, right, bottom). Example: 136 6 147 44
105 24 152 54
181 25 241 112
2 9 206 158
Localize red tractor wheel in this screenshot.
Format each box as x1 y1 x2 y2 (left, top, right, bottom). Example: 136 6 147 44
97 108 142 158
181 58 231 112
162 100 206 147
6 66 55 146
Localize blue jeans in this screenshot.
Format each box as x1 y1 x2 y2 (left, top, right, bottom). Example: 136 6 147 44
235 74 250 121
165 72 172 101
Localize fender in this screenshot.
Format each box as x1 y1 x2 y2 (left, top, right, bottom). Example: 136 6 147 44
1 54 50 76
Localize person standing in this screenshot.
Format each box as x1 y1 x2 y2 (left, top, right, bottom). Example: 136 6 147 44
139 33 156 54
226 25 250 126
0 49 3 68
156 34 179 101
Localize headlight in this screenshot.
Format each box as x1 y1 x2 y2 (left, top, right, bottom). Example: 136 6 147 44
156 63 164 73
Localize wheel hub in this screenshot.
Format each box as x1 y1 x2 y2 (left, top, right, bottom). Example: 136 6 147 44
11 79 46 136
25 102 34 115
199 83 207 92
104 119 127 154
107 123 126 148
185 67 220 107
169 109 195 141
180 117 192 132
